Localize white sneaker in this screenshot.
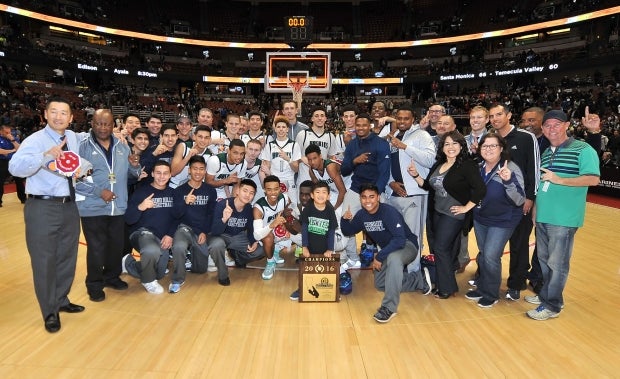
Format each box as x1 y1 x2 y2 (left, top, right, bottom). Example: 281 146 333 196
524 295 542 305
142 280 164 294
225 251 236 267
121 254 129 274
341 259 361 270
207 255 217 272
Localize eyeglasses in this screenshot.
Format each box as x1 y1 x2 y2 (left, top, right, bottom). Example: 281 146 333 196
480 144 500 150
428 109 444 114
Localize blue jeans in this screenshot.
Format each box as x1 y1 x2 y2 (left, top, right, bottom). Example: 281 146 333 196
474 221 516 302
535 223 577 313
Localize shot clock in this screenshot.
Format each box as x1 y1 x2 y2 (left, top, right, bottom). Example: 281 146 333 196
283 16 313 45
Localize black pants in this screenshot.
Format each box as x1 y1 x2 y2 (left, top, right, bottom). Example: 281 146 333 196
507 213 534 291
0 159 26 203
81 215 125 291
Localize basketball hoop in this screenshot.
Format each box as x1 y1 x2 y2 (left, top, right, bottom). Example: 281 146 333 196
287 75 309 114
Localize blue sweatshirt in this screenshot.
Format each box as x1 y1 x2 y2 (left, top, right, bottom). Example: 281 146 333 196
340 203 418 262
172 182 217 236
341 133 391 193
210 197 256 244
473 160 525 229
125 184 177 238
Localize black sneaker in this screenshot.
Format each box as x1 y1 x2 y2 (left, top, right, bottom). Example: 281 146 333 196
104 278 129 290
218 277 231 286
505 289 520 301
373 306 396 323
477 298 499 308
465 290 483 300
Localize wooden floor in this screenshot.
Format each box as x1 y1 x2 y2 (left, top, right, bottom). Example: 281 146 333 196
0 192 619 378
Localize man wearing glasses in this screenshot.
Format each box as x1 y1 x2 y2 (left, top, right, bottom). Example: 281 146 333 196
419 104 446 136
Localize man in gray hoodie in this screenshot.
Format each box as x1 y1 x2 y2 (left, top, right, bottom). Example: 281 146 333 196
76 109 141 302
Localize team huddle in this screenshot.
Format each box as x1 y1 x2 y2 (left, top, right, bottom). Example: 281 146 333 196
10 97 600 332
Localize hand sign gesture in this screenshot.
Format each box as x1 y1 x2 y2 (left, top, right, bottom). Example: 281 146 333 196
582 106 601 133
45 137 67 159
497 160 512 181
342 205 353 220
222 199 233 222
139 193 155 211
185 187 196 205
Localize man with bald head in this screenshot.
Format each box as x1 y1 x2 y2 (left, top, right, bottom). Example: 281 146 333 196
431 115 456 148
76 109 142 302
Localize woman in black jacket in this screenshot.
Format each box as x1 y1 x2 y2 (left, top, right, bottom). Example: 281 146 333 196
408 130 486 298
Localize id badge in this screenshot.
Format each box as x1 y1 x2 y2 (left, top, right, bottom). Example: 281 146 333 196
108 173 117 184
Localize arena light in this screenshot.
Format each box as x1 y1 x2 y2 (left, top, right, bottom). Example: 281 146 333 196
515 34 538 41
548 28 571 35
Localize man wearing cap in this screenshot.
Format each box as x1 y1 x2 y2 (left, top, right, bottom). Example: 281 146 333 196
175 114 193 148
524 109 600 320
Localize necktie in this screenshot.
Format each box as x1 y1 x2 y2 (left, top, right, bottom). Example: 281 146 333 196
60 136 76 201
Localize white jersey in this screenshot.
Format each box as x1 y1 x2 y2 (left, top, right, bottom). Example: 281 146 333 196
260 138 301 181
244 159 264 203
169 144 212 189
208 130 232 154
296 128 337 186
254 193 290 241
206 152 247 200
240 131 267 148
311 159 351 207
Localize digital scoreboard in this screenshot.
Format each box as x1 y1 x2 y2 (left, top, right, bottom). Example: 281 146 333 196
284 16 313 45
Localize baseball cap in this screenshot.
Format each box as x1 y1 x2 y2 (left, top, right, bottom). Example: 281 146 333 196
542 110 568 124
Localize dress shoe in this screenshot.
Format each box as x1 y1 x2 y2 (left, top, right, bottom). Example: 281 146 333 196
104 278 129 290
218 277 231 286
44 313 61 333
88 289 106 302
59 303 85 313
434 292 455 299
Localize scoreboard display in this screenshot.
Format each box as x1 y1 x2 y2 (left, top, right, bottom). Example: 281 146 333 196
284 16 313 45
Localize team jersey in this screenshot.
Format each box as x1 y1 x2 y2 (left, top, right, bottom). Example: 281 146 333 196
244 159 264 202
170 144 212 189
260 138 301 181
240 131 267 147
310 159 351 207
208 130 231 154
206 153 247 200
254 193 288 226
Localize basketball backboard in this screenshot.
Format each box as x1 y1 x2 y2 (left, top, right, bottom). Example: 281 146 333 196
264 52 331 93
